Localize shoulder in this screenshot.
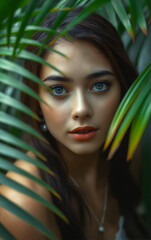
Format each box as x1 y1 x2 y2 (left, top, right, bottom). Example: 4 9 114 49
0 151 61 240
1 151 49 199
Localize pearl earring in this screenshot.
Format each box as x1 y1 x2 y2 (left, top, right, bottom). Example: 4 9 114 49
41 117 48 132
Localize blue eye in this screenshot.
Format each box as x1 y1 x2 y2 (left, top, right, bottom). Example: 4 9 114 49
51 85 67 96
91 82 108 92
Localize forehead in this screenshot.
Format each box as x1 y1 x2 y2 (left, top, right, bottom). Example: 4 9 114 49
40 40 114 79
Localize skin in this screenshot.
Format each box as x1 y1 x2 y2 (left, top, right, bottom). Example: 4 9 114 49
0 40 122 240
0 152 61 240
39 40 122 239
39 39 121 180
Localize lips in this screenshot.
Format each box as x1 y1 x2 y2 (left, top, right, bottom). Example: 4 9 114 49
70 126 97 133
69 126 98 141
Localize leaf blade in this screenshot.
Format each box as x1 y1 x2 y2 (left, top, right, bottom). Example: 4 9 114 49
107 79 151 159
12 0 39 57
0 129 45 161
0 195 58 240
129 0 147 34
104 63 151 150
0 92 40 121
0 111 47 142
111 0 134 38
0 157 58 198
0 73 45 103
127 93 151 160
0 173 68 223
0 223 16 240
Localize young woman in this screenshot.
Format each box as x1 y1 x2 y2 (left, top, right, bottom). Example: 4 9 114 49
0 8 150 240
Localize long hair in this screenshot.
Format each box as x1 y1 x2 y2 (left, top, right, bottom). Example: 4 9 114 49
21 8 150 239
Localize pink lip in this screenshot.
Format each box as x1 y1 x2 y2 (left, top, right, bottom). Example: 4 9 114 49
70 126 97 133
69 126 98 141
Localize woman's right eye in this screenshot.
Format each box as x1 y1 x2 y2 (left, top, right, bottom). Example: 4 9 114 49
49 85 68 97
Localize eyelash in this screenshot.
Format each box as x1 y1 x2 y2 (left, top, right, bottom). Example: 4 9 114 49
90 80 110 93
48 81 111 98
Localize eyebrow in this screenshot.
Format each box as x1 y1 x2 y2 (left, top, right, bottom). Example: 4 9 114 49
42 70 115 82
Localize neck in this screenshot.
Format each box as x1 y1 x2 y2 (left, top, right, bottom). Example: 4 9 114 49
57 142 110 190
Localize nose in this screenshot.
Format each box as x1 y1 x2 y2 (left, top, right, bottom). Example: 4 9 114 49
71 89 92 121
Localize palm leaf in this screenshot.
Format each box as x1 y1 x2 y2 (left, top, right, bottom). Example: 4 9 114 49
0 25 61 38
0 195 58 240
0 144 55 176
111 0 134 39
0 129 46 161
104 63 151 150
0 59 47 87
107 77 151 160
0 92 40 120
0 158 58 198
1 0 151 238
0 73 46 103
0 0 28 23
127 92 151 160
0 36 67 57
0 173 67 222
0 48 64 76
0 112 48 143
104 2 118 28
128 0 147 35
0 223 16 240
49 0 110 45
12 0 39 57
33 0 55 26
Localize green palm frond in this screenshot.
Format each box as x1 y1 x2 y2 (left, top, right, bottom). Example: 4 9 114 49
0 223 16 240
111 0 134 38
105 73 151 160
128 0 147 35
0 129 45 160
104 64 151 157
0 195 59 240
127 92 151 160
0 157 59 198
0 172 67 221
0 0 151 239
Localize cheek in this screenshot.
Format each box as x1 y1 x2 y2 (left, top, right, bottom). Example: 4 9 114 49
106 95 120 118
40 103 68 132
96 91 121 129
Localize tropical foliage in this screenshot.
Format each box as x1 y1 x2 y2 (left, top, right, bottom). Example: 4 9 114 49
0 0 150 239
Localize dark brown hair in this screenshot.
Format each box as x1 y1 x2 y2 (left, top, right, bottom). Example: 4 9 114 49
21 7 150 239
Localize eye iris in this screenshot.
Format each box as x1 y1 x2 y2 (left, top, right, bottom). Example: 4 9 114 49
54 86 64 95
95 83 103 90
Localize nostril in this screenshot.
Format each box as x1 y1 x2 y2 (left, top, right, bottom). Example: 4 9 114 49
73 112 91 120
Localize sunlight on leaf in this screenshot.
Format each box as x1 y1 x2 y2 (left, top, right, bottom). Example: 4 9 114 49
0 111 48 143
0 92 40 121
127 93 151 160
104 63 151 150
0 195 58 240
0 129 46 161
0 157 59 198
12 0 39 57
107 79 151 160
0 173 68 222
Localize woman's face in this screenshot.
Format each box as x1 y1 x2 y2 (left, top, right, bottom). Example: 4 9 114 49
39 40 121 155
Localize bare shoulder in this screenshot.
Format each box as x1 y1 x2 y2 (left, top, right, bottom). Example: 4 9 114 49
0 151 49 198
0 151 62 240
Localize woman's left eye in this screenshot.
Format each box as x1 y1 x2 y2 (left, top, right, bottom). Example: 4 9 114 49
91 81 109 92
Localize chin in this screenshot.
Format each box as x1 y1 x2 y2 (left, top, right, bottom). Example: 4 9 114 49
69 144 101 155
57 139 105 156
